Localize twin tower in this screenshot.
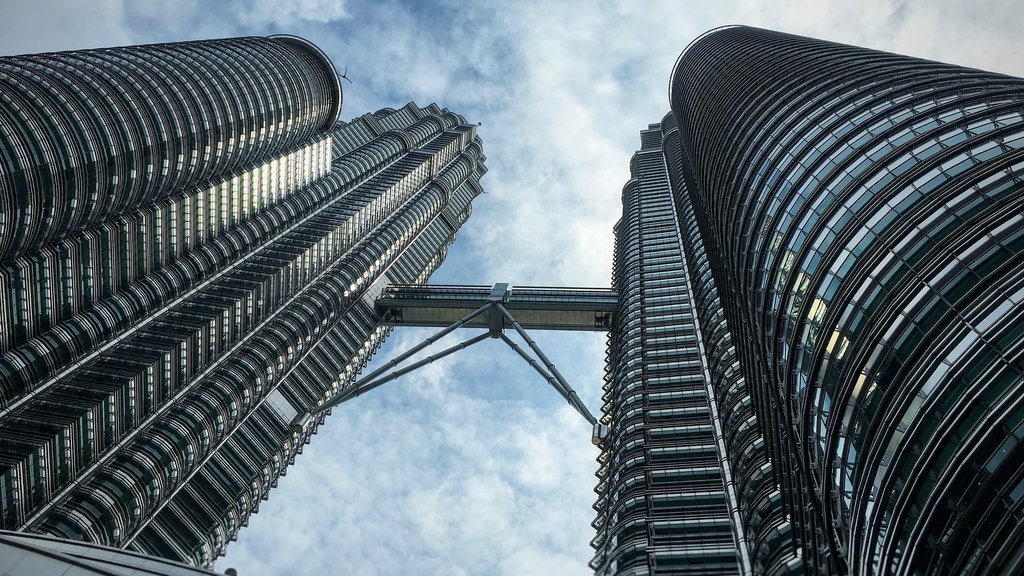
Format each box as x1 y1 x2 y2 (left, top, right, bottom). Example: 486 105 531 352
1 26 1023 576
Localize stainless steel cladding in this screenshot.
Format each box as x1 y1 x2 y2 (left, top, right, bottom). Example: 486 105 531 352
0 34 486 569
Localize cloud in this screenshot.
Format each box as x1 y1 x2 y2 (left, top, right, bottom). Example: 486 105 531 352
212 3 1024 572
219 328 601 576
4 1 1023 574
0 0 131 54
230 0 351 29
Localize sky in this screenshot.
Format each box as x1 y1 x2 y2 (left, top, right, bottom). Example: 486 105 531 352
2 1 1023 574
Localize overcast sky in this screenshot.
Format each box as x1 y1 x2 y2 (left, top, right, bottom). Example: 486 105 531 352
3 1 1023 575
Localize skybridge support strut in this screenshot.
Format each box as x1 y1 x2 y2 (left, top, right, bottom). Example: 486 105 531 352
495 304 597 426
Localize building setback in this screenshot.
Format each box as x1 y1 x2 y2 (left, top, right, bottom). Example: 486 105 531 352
0 36 486 566
595 26 1024 575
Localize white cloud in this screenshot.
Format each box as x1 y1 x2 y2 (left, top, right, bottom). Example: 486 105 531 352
219 328 600 576
4 1 1024 574
0 0 131 54
231 0 351 28
216 3 1024 572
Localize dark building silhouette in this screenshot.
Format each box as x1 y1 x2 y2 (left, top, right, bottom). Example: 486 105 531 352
594 26 1024 576
0 36 485 566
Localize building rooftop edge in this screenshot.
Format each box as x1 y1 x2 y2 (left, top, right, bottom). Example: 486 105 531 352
270 34 344 127
669 25 745 106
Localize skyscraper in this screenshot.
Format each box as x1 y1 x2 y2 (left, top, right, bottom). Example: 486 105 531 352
594 26 1024 575
0 36 485 566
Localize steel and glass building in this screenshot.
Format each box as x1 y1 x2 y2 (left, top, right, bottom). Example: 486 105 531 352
594 26 1024 576
0 36 486 566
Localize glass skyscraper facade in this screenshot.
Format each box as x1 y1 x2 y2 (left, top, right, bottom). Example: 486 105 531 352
0 36 485 566
595 26 1024 576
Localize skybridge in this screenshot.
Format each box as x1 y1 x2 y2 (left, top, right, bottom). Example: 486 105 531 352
301 283 617 445
377 283 617 331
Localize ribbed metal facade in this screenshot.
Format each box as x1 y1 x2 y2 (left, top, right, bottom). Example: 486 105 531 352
0 36 340 262
593 125 741 575
640 25 1024 575
0 37 486 567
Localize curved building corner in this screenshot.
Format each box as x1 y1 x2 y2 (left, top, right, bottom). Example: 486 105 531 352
653 24 1024 576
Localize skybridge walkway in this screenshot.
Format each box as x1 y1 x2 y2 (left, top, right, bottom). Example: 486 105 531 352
376 283 617 331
